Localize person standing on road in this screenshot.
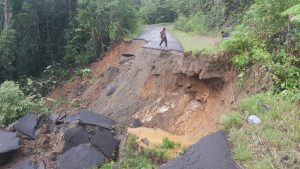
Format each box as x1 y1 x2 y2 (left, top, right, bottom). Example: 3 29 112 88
160 28 168 47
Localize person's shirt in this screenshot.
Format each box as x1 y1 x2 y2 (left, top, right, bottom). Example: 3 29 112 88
161 31 166 39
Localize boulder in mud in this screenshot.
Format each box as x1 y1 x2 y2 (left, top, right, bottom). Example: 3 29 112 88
106 84 118 96
131 119 143 128
62 127 89 153
56 144 105 169
0 131 19 154
79 109 115 130
14 160 35 169
90 129 119 157
14 113 39 139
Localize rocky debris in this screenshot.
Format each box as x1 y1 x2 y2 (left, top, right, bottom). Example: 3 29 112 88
0 131 19 154
50 113 66 124
14 113 39 139
62 127 90 153
175 54 229 81
14 160 35 169
90 129 119 157
106 84 118 96
160 131 237 169
247 115 261 124
79 109 115 130
188 100 202 110
1 109 119 169
131 119 143 128
56 144 105 169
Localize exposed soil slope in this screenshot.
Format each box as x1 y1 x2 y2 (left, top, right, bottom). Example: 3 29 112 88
49 39 233 143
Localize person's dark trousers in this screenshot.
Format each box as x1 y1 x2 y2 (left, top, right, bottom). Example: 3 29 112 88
160 38 168 47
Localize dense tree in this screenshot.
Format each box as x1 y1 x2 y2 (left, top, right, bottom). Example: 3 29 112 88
0 0 139 82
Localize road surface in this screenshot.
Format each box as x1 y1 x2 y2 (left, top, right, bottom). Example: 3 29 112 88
160 131 238 169
135 25 184 53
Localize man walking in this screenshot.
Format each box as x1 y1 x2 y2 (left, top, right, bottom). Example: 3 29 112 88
160 28 168 47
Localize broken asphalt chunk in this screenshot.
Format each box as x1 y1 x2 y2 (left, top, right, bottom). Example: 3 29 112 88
79 109 115 130
62 127 89 153
50 113 66 124
56 144 105 169
14 113 38 139
64 113 80 123
160 131 237 169
0 131 19 154
90 129 119 157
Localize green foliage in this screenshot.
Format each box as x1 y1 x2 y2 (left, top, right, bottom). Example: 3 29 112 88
160 138 181 149
282 3 300 23
120 135 182 169
0 0 139 84
221 112 243 129
0 28 17 82
171 0 254 31
75 68 92 78
272 56 300 92
0 81 39 126
139 0 177 24
120 135 155 169
175 12 207 34
99 162 114 169
19 63 69 98
64 0 138 66
225 92 300 168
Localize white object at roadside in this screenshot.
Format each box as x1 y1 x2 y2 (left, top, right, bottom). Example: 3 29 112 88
247 115 261 124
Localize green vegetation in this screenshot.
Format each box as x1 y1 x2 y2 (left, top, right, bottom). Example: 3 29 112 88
0 81 41 126
161 138 181 149
166 24 218 54
0 0 140 83
220 112 243 130
98 162 114 169
222 92 300 168
119 135 181 169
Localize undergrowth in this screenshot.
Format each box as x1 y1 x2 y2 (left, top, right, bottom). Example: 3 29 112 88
117 134 181 169
222 92 300 169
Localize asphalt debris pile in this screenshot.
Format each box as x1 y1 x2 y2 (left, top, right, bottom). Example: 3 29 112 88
0 109 119 169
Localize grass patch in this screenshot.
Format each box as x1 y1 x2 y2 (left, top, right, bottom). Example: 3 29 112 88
220 112 243 129
120 135 181 169
222 92 300 169
166 24 220 54
98 162 114 169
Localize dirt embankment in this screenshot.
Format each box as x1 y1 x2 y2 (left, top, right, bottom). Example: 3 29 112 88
48 40 235 145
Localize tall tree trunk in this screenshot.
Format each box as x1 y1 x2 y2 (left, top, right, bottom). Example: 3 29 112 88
3 0 8 29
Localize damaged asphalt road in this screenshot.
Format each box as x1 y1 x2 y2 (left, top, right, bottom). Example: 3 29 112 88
135 25 184 53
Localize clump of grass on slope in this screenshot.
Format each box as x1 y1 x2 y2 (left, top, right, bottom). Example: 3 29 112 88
221 92 300 169
120 135 181 169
